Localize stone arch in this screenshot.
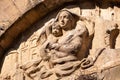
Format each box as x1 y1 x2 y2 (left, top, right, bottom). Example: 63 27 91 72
1 0 120 61
0 0 76 60
1 0 120 79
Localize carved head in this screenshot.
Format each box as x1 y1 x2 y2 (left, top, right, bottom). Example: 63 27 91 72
52 22 63 37
56 10 78 30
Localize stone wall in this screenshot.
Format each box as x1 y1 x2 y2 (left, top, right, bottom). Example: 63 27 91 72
0 0 120 80
0 0 75 59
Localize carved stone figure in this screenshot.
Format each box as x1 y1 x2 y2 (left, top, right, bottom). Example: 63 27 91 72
41 9 87 79
1 1 120 80
19 8 95 80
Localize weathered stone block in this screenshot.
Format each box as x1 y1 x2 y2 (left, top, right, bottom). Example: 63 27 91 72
13 0 32 14
0 0 21 28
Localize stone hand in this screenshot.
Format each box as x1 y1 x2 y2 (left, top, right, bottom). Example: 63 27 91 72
48 43 60 50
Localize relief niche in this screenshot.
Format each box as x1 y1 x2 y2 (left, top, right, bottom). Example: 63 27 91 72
1 1 120 80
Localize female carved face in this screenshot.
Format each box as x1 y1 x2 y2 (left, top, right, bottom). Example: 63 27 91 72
58 11 73 30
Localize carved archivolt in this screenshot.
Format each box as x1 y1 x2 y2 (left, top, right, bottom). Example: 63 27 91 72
1 2 120 80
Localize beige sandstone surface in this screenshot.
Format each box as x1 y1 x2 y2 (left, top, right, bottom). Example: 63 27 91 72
0 0 120 80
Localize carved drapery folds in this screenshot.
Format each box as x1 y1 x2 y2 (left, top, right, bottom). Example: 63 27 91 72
19 6 92 79
1 1 120 80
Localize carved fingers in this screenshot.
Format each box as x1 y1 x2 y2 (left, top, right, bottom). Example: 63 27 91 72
48 43 60 50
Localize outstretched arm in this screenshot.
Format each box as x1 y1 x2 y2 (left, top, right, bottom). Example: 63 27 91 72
45 19 55 37
37 19 55 43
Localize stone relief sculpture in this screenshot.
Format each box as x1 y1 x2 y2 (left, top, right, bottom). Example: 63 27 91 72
1 2 120 80
18 6 97 80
